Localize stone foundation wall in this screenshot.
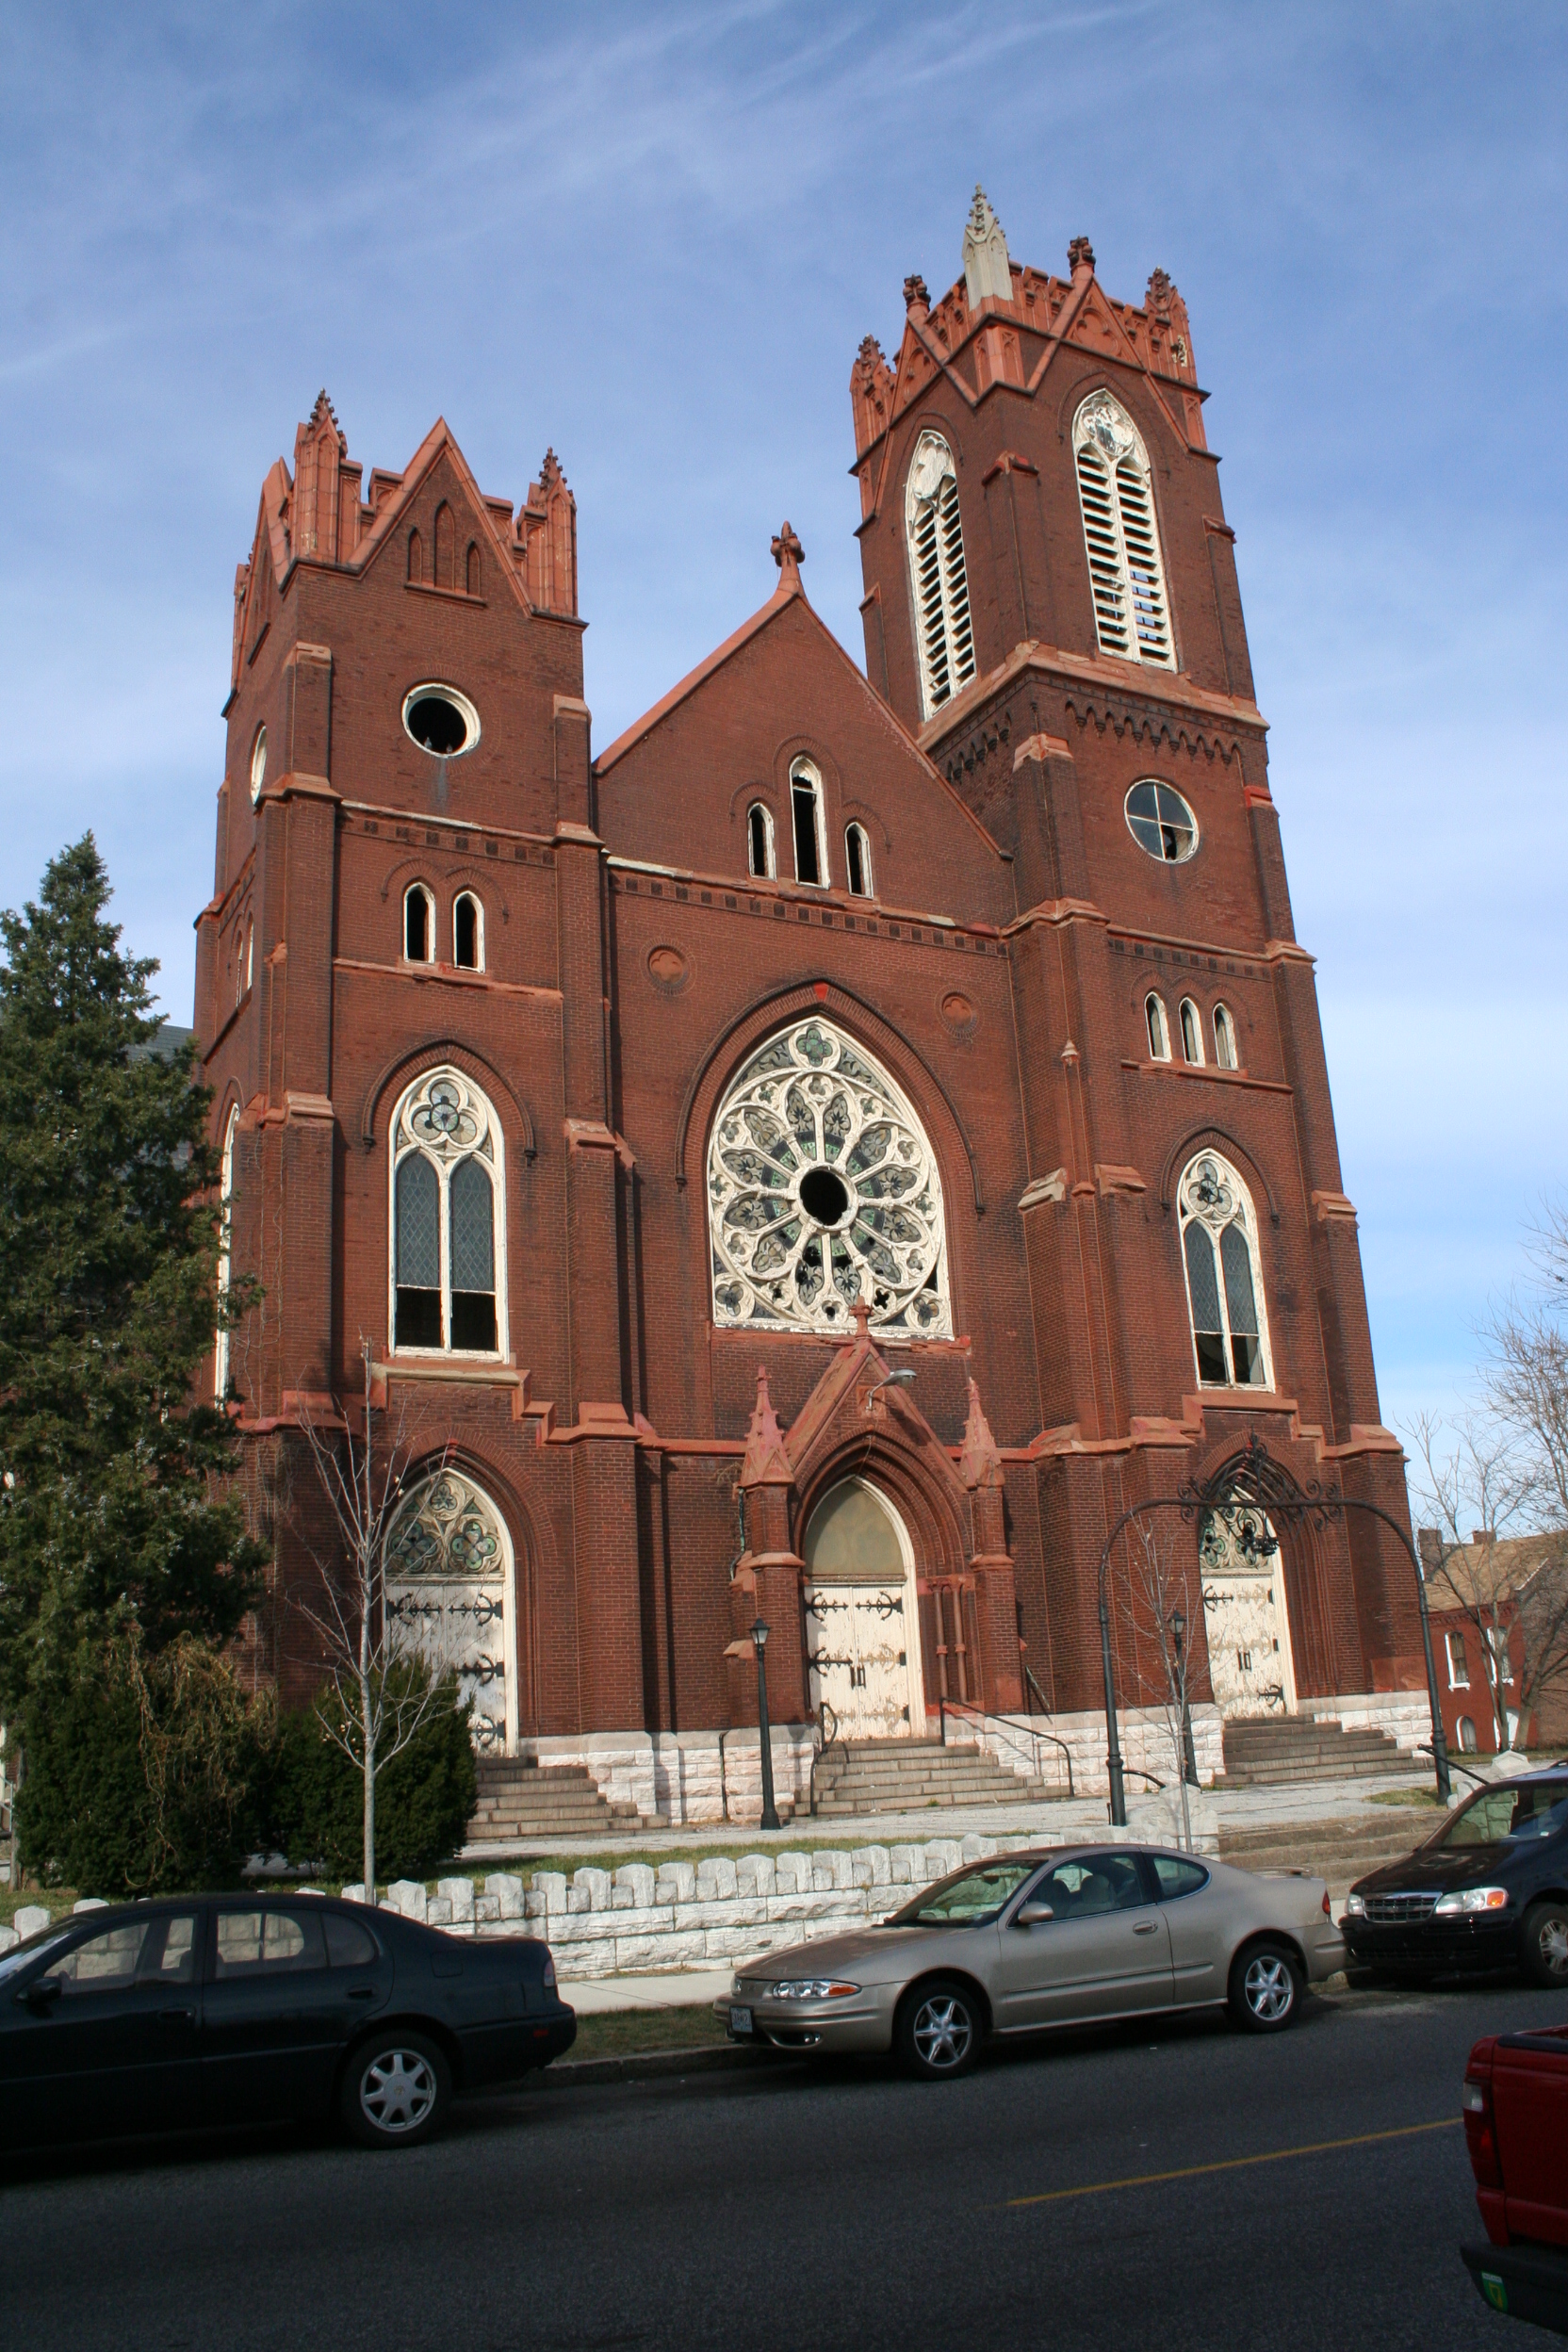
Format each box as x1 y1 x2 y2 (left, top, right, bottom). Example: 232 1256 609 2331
1298 1690 1429 1752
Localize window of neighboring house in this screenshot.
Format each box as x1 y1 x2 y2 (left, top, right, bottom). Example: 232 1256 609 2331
1458 1716 1478 1753
791 760 826 886
1214 1003 1237 1069
1488 1625 1515 1685
1446 1631 1470 1688
905 430 977 720
747 804 775 879
391 1067 505 1356
404 884 433 963
1146 993 1170 1060
1177 1151 1272 1389
1072 390 1174 667
1180 998 1203 1065
453 892 483 972
845 824 873 899
214 1105 237 1401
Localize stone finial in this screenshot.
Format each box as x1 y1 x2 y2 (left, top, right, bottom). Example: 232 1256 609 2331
1146 267 1173 316
956 1378 1004 1491
771 520 805 588
740 1366 792 1487
962 186 1012 309
1068 235 1096 276
856 333 886 378
903 273 930 316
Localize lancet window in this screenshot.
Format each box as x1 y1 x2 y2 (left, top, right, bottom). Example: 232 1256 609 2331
390 1067 505 1356
905 432 976 719
1177 1152 1271 1389
1073 392 1174 667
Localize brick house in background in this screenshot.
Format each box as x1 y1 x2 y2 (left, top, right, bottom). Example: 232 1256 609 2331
1419 1530 1568 1758
196 190 1427 1820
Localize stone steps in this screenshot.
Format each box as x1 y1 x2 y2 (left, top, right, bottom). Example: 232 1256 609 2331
466 1761 641 1843
1216 1717 1416 1787
811 1737 1055 1816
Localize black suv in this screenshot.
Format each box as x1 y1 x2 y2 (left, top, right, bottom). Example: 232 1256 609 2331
1343 1768 1568 1984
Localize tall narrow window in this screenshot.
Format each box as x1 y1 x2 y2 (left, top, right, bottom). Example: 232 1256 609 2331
1446 1632 1470 1690
453 892 482 971
245 921 253 995
1073 392 1174 668
747 803 775 879
403 884 433 963
214 1105 237 1400
1178 1152 1271 1389
433 501 454 590
407 529 423 584
466 542 481 596
391 1068 506 1357
791 760 825 886
905 431 977 720
1180 998 1203 1065
1146 993 1170 1060
1213 1003 1237 1070
845 824 873 898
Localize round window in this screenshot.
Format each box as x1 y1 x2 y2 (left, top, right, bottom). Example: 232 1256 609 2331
249 726 267 805
1125 779 1197 863
402 683 480 759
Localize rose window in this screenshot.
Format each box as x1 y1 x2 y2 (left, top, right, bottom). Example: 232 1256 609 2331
707 1019 950 1337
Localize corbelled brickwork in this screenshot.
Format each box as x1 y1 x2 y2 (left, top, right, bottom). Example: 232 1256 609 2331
197 202 1420 1788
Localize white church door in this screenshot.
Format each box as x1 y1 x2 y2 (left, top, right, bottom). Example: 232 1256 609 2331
1199 1506 1297 1719
383 1469 519 1754
803 1479 926 1740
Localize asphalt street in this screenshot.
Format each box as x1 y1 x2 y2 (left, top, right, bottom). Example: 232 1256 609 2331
5 1978 1559 2352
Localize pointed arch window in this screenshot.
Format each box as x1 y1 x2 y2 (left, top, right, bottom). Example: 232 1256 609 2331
1180 997 1203 1065
466 542 481 596
905 431 977 720
403 883 433 963
407 530 423 584
433 501 455 590
1178 1152 1271 1389
1214 1003 1238 1070
707 1016 950 1339
747 803 776 879
214 1104 237 1401
845 823 873 898
791 760 827 887
1073 392 1174 667
453 892 483 971
1146 993 1170 1060
245 919 253 996
391 1068 506 1356
249 727 267 807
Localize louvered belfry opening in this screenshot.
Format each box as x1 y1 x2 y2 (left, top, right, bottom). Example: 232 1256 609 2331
905 431 977 719
1072 392 1174 668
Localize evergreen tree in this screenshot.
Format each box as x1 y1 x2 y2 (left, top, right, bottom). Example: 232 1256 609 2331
0 836 266 1718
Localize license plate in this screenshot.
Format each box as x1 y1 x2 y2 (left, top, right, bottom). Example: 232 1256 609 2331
729 2004 754 2035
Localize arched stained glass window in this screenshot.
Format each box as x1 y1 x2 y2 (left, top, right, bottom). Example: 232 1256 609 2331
1177 1152 1271 1389
707 1017 950 1339
390 1067 506 1356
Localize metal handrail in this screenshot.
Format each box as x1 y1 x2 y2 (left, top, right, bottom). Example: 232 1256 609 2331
808 1699 842 1818
939 1698 1076 1800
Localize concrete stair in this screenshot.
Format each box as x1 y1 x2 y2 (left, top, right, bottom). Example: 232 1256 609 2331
810 1737 1061 1817
466 1759 641 1843
1217 1716 1416 1788
1218 1808 1441 1891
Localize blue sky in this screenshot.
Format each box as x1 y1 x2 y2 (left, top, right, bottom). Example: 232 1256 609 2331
2 1 1562 1434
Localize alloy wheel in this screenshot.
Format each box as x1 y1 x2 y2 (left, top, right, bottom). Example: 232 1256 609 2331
1536 1911 1568 1980
359 2047 437 2135
1243 1952 1295 2023
911 1993 973 2070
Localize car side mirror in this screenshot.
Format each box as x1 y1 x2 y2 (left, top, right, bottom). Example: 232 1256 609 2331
20 1979 62 2012
1014 1901 1054 1927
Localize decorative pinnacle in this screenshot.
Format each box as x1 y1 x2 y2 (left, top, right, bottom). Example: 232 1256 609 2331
771 521 805 583
1068 235 1096 274
903 273 929 313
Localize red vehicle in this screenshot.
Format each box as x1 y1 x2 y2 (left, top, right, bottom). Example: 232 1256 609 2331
1462 2025 1568 2332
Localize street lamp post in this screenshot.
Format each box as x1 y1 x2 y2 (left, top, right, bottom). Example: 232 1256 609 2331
751 1618 781 1832
1170 1608 1200 1788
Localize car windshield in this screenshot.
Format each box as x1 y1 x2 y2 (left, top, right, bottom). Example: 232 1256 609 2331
884 1860 1038 1927
1429 1778 1568 1849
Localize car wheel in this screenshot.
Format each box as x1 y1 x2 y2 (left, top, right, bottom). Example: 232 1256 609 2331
895 1978 983 2081
340 2032 451 2149
1521 1900 1568 1990
1229 1940 1303 2033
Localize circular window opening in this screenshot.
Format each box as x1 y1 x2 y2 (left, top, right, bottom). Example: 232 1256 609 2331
1125 779 1197 864
402 684 480 759
799 1166 851 1227
249 726 267 805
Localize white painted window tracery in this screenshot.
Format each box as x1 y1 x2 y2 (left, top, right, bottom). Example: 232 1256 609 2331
747 803 775 879
1073 392 1174 667
390 1067 506 1357
1214 1003 1238 1069
384 1467 517 1753
214 1104 237 1401
707 1018 951 1339
1146 992 1170 1060
845 823 873 898
1177 1152 1271 1389
1180 997 1203 1065
905 431 976 720
403 882 433 963
790 760 827 886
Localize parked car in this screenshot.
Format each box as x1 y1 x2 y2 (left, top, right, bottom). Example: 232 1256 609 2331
0 1892 575 2150
1343 1768 1568 1984
1461 2021 1568 2334
718 1844 1343 2080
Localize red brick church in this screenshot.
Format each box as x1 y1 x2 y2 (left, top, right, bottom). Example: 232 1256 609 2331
198 191 1425 1818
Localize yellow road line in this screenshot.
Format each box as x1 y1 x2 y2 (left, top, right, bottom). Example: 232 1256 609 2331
1004 2116 1461 2209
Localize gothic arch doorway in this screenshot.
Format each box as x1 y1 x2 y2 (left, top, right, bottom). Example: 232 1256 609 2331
383 1467 522 1754
802 1479 927 1740
1198 1503 1298 1719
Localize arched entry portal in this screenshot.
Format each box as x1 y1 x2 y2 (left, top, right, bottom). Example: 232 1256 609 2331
1198 1504 1298 1718
383 1468 521 1754
802 1479 927 1740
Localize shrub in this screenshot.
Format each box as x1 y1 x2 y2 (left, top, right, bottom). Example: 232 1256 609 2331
268 1664 478 1883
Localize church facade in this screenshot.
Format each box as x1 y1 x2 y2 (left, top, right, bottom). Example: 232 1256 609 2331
197 193 1425 1815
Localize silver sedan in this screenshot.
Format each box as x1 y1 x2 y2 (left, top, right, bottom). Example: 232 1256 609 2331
719 1845 1345 2080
